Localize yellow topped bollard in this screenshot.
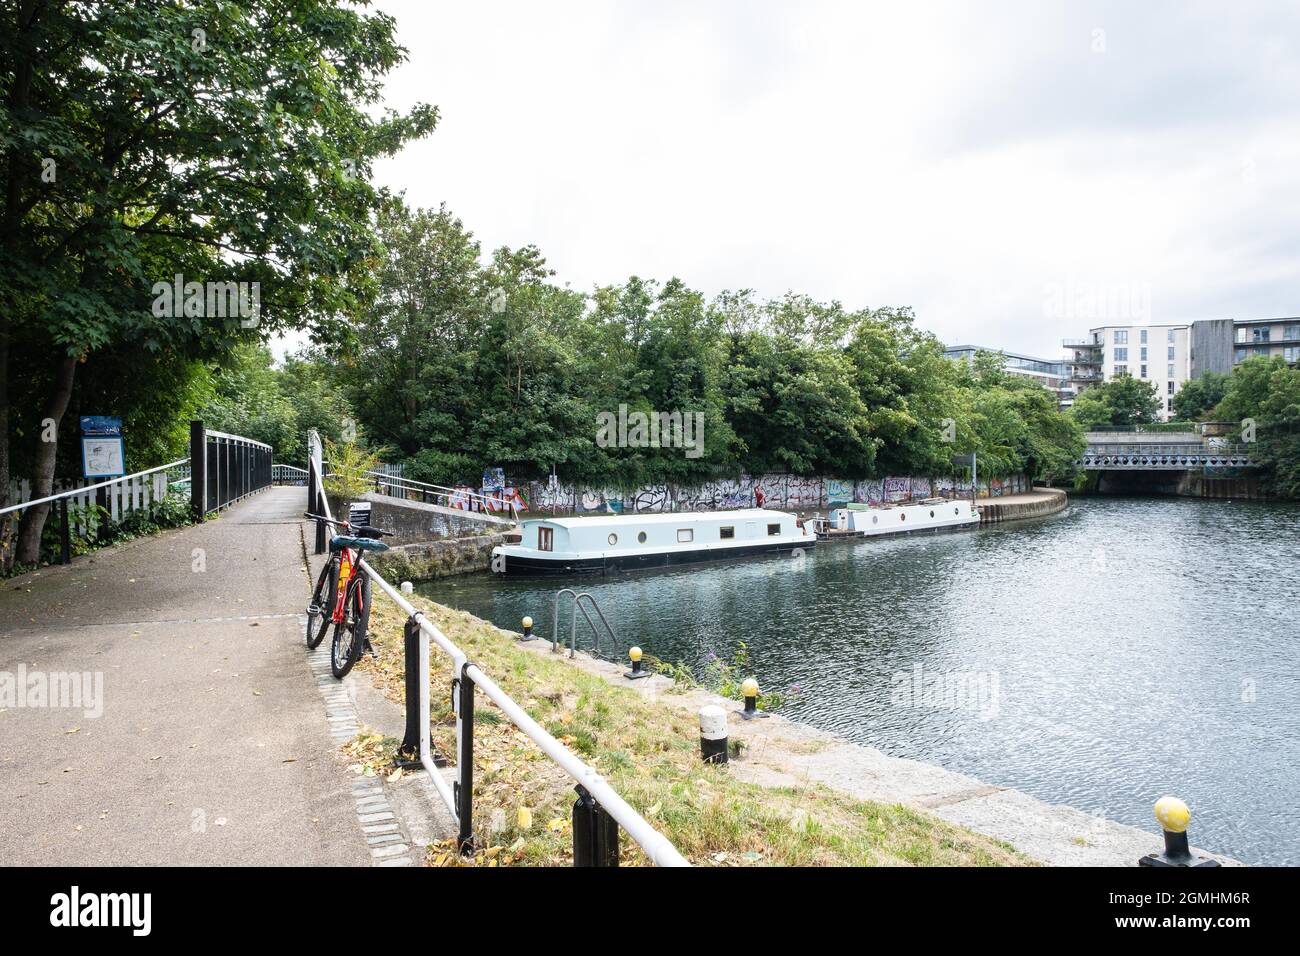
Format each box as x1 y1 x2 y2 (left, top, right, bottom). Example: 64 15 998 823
520 615 533 641
1139 796 1219 867
624 646 649 680
739 677 767 720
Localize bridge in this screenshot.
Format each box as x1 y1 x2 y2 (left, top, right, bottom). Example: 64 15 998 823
1077 431 1256 471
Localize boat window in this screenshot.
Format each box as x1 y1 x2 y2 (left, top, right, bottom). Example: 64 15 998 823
954 507 959 515
900 513 906 521
538 527 554 552
767 523 781 536
929 510 935 517
720 526 735 539
638 531 647 544
872 515 878 524
608 533 618 546
677 528 694 543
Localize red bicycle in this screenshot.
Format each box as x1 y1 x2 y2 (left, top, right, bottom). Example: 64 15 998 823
305 513 391 678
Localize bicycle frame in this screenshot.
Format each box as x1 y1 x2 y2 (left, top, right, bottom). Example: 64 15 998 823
332 545 364 624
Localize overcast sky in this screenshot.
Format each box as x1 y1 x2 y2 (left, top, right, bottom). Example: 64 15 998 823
351 0 1300 359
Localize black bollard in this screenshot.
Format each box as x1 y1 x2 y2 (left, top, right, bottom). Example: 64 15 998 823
1138 797 1220 867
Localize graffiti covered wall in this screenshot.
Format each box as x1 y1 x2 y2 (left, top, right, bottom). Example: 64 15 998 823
518 473 1033 514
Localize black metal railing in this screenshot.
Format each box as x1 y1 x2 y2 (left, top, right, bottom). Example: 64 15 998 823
189 421 274 518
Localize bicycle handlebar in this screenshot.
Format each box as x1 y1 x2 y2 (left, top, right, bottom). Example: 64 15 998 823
303 513 392 537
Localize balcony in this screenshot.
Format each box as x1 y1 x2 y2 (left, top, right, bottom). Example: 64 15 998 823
1062 338 1102 348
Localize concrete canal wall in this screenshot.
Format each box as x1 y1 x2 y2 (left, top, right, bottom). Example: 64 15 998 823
978 488 1068 524
370 533 506 580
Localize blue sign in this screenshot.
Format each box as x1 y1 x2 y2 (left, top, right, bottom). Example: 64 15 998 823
81 416 123 437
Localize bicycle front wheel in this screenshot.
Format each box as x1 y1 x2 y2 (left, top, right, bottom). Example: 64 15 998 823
306 557 338 650
330 572 371 679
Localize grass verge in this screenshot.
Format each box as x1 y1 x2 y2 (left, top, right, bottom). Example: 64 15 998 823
358 596 1033 867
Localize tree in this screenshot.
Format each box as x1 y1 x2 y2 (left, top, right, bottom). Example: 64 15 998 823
1172 371 1229 421
1068 376 1162 430
1 0 436 568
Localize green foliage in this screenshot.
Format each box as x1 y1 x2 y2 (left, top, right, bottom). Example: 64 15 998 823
1210 357 1300 497
1172 371 1230 421
199 343 354 466
649 642 789 712
319 202 1084 487
322 436 385 498
11 491 193 577
1 0 437 569
1068 375 1163 429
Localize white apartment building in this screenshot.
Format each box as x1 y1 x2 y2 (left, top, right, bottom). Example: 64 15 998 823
1063 324 1192 421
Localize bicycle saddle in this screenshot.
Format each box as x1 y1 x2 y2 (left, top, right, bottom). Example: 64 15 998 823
329 534 390 553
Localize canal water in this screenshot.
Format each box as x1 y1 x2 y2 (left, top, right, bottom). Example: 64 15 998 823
418 497 1300 865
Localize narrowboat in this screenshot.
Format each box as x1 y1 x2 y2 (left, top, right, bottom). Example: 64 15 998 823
490 508 816 576
816 499 980 539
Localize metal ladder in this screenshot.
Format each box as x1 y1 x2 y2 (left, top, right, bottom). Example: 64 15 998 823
552 589 619 660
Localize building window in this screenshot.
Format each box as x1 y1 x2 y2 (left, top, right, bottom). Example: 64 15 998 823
1167 329 1176 343
538 527 554 552
1114 347 1128 361
1166 399 1173 412
1140 364 1147 377
1251 327 1270 343
1168 346 1175 360
1114 364 1128 377
1114 330 1128 344
1168 363 1175 378
1284 346 1299 363
1140 329 1148 344
720 526 735 539
1140 347 1148 360
677 528 694 543
1285 324 1300 340
767 523 781 536
1167 381 1175 395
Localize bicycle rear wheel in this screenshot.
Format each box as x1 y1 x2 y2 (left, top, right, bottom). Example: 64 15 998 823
306 556 338 650
330 571 372 679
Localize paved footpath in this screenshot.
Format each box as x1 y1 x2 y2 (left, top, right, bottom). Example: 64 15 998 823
0 487 375 866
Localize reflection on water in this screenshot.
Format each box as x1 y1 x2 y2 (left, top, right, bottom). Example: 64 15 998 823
419 497 1300 864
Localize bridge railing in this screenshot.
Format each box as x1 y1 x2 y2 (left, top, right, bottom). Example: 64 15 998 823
189 421 274 518
303 430 686 866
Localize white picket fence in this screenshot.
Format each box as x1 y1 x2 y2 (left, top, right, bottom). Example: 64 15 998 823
4 469 182 538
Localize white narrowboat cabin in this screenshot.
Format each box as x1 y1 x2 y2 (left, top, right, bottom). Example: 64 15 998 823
491 508 815 576
820 499 980 539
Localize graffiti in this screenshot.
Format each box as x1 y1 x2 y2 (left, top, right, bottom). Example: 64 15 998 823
517 473 1028 514
528 480 574 514
628 485 673 513
578 489 624 513
856 480 882 505
784 475 823 509
883 477 910 502
825 478 854 505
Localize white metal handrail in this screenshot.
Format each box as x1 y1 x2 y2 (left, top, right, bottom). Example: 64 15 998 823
358 558 689 867
364 471 516 513
0 458 188 518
